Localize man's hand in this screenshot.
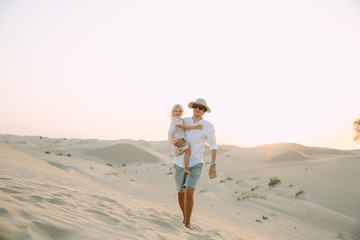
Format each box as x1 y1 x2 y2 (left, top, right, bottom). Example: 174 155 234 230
209 149 218 179
209 165 217 179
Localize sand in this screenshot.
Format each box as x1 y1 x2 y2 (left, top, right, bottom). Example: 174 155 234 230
0 134 359 240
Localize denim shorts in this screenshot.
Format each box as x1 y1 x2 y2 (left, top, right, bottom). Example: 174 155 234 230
174 163 203 193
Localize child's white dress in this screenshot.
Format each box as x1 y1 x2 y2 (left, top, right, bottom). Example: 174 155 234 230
168 117 190 156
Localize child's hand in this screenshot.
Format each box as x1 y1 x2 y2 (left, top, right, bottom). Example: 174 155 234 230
195 124 203 130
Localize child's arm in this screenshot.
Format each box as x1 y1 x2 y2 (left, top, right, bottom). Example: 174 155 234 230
178 124 203 130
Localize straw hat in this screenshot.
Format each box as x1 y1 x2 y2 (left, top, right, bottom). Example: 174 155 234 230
188 98 211 113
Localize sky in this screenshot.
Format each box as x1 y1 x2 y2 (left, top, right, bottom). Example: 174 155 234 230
1 0 360 150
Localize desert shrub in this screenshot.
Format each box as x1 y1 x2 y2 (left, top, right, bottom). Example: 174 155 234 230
268 177 281 187
236 192 266 201
295 190 304 197
353 117 360 143
220 177 233 183
109 169 121 178
166 167 174 175
55 152 71 157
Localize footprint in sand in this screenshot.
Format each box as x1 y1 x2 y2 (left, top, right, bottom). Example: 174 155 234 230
0 187 21 194
0 177 12 181
92 195 119 203
52 192 73 198
44 197 68 206
143 217 176 230
0 207 8 216
20 210 34 220
30 195 44 202
12 195 28 202
28 221 75 239
140 209 181 231
84 209 121 224
0 222 21 240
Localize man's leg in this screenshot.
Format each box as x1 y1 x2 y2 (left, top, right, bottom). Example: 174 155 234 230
177 192 186 223
184 186 195 229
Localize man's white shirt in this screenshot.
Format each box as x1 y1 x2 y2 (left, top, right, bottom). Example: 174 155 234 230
173 117 218 168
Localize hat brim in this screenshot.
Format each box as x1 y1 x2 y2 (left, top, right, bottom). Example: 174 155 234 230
188 102 211 113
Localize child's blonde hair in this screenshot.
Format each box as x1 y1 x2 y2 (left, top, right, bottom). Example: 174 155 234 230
171 104 184 117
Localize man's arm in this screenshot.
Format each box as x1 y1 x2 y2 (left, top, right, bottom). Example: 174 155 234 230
209 149 217 179
207 123 218 179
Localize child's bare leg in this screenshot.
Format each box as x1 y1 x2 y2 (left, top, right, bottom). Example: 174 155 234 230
174 139 185 148
183 148 192 175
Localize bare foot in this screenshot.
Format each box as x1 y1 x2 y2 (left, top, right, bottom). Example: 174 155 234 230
185 223 194 230
183 168 192 176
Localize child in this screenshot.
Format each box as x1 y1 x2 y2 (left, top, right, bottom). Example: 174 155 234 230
168 104 203 175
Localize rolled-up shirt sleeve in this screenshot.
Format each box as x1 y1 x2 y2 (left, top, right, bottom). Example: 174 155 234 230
207 123 218 150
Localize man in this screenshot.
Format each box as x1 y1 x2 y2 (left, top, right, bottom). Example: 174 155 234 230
173 98 218 230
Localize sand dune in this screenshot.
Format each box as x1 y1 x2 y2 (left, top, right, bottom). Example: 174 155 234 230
87 143 162 165
267 148 309 162
254 142 356 157
0 135 359 240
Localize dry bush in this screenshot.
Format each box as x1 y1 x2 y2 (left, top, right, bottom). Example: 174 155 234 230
268 177 281 187
354 117 360 143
